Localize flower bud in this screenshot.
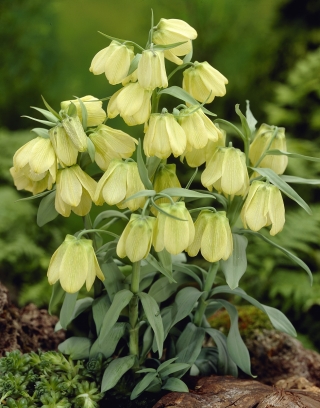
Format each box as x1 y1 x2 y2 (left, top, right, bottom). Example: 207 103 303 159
152 18 197 65
55 165 97 217
152 164 181 213
249 124 288 174
94 159 145 211
178 106 220 150
49 125 78 167
62 115 88 152
137 49 168 90
153 202 195 255
187 210 233 262
183 61 228 103
201 146 249 196
89 124 137 171
47 234 105 293
13 136 56 176
143 112 186 159
61 95 106 127
108 82 152 126
117 214 156 262
89 40 134 85
241 181 285 236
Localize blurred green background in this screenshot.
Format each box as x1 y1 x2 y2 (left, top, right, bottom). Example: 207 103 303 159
1 0 320 348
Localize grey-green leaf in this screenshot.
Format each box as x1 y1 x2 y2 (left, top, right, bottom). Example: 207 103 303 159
58 337 91 360
240 229 313 285
176 323 205 365
57 296 93 331
130 372 158 400
37 191 58 227
220 234 248 289
31 106 60 123
281 175 320 185
138 292 164 358
93 210 129 228
245 100 257 133
31 128 50 138
137 140 153 190
251 167 312 215
146 253 175 283
90 323 126 358
87 136 95 162
99 289 133 344
216 299 253 376
58 292 79 330
266 149 320 163
160 187 212 199
101 355 136 392
162 378 189 393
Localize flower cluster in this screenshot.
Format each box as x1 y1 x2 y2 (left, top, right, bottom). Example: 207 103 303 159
11 16 290 296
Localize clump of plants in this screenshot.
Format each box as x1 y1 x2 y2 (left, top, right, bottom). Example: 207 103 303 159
0 350 105 407
8 11 320 401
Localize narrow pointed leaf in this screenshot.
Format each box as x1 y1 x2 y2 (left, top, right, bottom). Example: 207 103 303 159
220 234 248 289
266 149 320 162
281 175 320 185
138 292 164 358
162 378 189 392
216 299 253 376
101 355 136 392
58 292 79 330
160 187 212 199
22 115 56 127
31 106 60 123
93 210 129 228
101 261 127 300
158 86 216 116
37 191 58 227
137 140 153 189
159 363 190 377
131 372 158 400
240 229 313 284
58 337 91 359
153 40 188 51
17 190 51 201
31 128 50 138
49 282 65 315
56 297 93 331
176 323 205 364
41 95 61 119
245 100 257 133
251 167 312 214
235 104 251 140
90 323 126 358
99 289 133 344
75 96 88 130
183 44 193 64
87 136 96 162
123 189 156 203
128 53 141 76
210 285 297 337
145 253 175 282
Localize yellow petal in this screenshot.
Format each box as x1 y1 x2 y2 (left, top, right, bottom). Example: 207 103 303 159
59 167 82 207
47 242 68 285
29 138 56 174
268 186 285 236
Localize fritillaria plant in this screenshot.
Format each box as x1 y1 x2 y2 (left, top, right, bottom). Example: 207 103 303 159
11 13 319 399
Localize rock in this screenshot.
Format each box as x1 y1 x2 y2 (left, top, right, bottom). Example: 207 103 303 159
246 329 320 387
0 281 65 356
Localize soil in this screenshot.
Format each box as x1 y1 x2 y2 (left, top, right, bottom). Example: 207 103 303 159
0 281 65 356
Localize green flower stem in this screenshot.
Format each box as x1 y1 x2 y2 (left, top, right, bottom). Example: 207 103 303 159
194 263 219 327
129 261 141 366
151 89 161 113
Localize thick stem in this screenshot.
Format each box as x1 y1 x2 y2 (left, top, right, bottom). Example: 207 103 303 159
194 263 218 327
129 261 141 363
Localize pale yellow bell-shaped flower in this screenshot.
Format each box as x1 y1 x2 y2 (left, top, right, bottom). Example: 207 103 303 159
183 126 226 167
55 165 97 217
183 61 228 103
178 106 220 150
151 164 181 214
60 95 106 127
89 124 137 171
137 49 168 90
107 82 152 126
249 124 288 175
153 202 195 255
201 146 249 196
47 234 105 293
143 112 187 159
241 181 285 236
62 115 88 152
13 136 56 176
10 163 55 195
49 125 78 167
187 210 233 262
117 214 156 262
152 18 197 65
94 159 145 211
89 40 134 85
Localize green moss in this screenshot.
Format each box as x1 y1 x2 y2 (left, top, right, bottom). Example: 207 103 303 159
208 305 273 340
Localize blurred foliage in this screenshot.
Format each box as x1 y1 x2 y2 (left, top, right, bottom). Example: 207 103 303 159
0 0 64 130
